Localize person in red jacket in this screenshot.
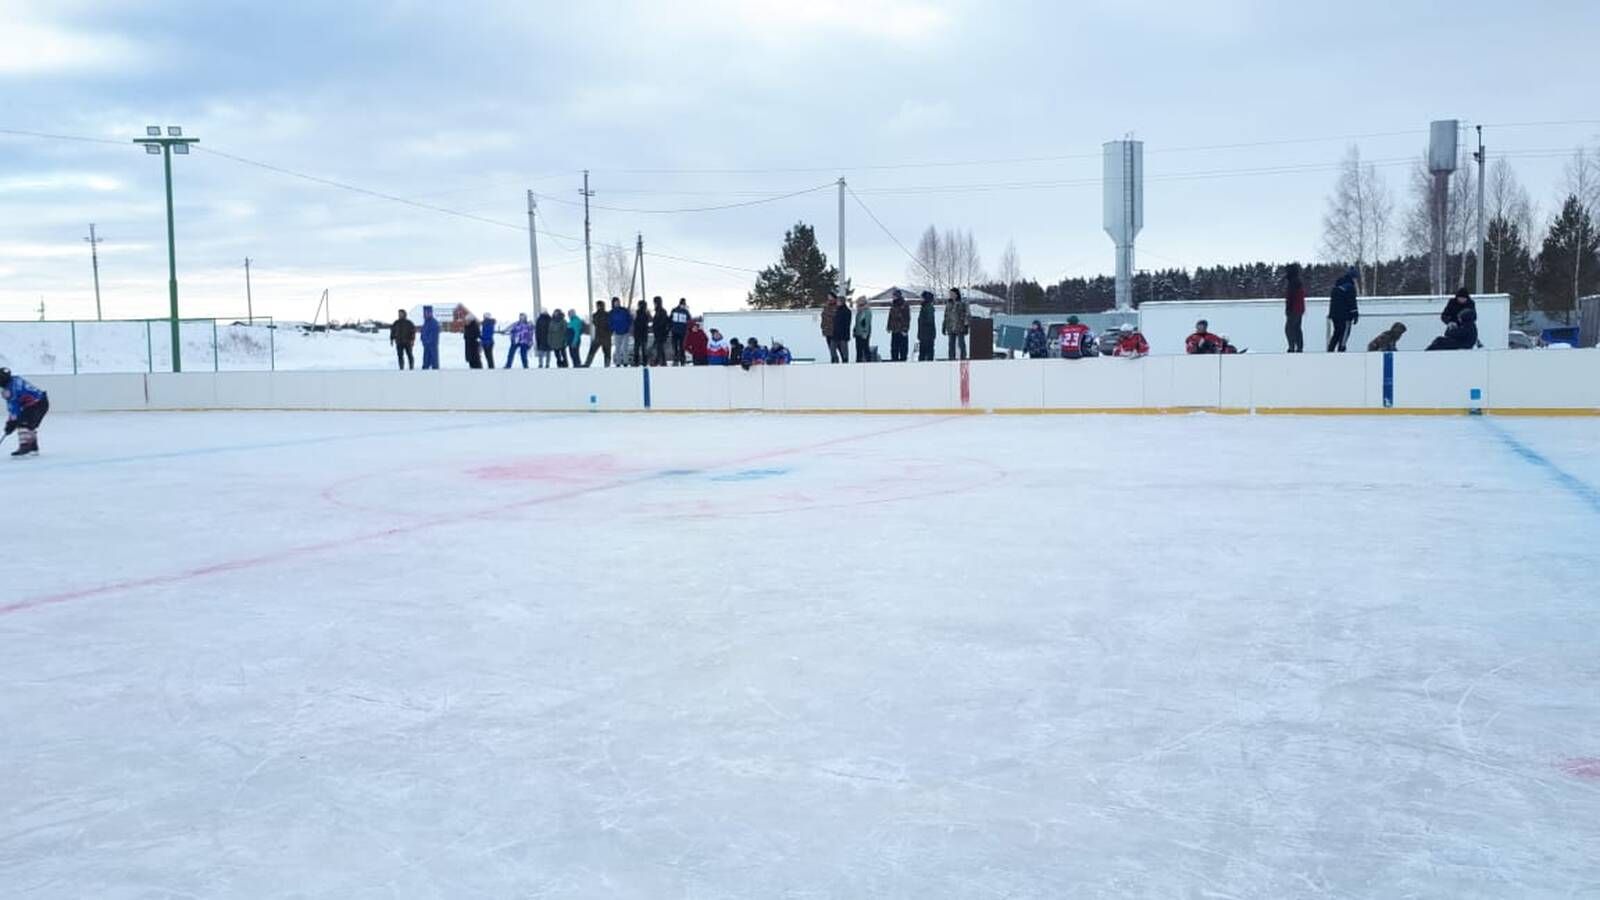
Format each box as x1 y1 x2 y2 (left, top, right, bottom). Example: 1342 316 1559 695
1057 315 1092 359
1284 263 1307 352
1185 319 1226 354
684 318 710 365
1112 324 1149 357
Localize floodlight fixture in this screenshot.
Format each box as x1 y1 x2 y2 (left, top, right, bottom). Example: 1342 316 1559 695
173 143 189 154
167 126 182 136
146 126 161 136
145 143 161 154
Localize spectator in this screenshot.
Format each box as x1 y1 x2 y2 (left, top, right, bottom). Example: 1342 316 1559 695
534 310 552 368
887 289 911 361
728 335 743 368
741 338 766 370
943 287 970 360
821 293 840 362
1426 308 1478 351
670 298 692 364
632 300 651 366
917 291 936 361
853 298 873 363
768 341 792 365
831 296 853 363
1367 322 1408 352
507 313 533 368
548 308 570 368
651 297 671 366
609 298 633 367
463 315 483 369
1024 320 1048 358
586 301 612 367
1059 315 1092 359
1 368 49 457
1285 263 1306 353
685 318 709 365
420 306 441 370
567 308 585 367
389 308 416 370
1185 319 1226 354
707 327 730 365
480 311 497 368
1112 323 1150 358
1441 287 1476 326
1328 266 1360 352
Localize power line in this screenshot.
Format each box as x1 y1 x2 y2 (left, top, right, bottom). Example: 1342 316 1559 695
0 127 124 146
531 181 835 214
846 185 935 282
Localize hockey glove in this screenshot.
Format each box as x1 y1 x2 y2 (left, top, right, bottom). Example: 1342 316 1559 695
3 420 15 435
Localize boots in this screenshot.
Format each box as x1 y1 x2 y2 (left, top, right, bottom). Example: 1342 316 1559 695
10 427 36 457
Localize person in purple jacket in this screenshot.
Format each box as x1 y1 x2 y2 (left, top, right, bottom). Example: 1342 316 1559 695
505 313 534 369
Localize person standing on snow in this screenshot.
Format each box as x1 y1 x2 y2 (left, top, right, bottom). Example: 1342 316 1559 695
887 290 911 362
567 308 585 368
479 311 497 368
548 308 570 367
943 287 970 360
651 297 672 366
1284 263 1306 353
852 298 873 363
831 295 852 363
1328 266 1360 352
389 308 416 370
633 300 652 366
506 313 534 368
463 315 483 369
586 301 611 367
419 306 442 370
1024 320 1049 358
685 318 710 365
670 298 692 365
917 291 937 361
821 293 839 362
609 298 633 366
533 310 552 368
1 368 48 458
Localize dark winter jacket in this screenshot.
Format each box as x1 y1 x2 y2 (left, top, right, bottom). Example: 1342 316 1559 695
390 316 417 347
1285 285 1306 318
651 308 671 339
1329 275 1359 323
942 299 970 336
887 299 911 334
609 306 633 337
728 341 742 367
820 302 837 339
917 301 936 339
1441 294 1476 325
670 304 691 336
1023 326 1048 358
463 318 481 347
534 313 552 350
592 307 611 341
831 304 851 341
1427 309 1478 351
633 305 650 341
546 314 568 351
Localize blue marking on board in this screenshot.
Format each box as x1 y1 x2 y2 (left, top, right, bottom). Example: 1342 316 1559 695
642 367 651 409
1381 352 1394 408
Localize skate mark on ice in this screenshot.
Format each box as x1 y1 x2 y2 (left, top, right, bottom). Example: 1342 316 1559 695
708 467 790 482
1454 656 1525 753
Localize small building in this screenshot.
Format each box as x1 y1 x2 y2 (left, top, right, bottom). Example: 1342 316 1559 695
408 303 474 333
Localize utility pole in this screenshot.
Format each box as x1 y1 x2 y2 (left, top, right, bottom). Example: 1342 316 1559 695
133 125 198 372
84 224 104 320
244 257 254 325
837 177 847 295
37 298 46 321
1474 125 1487 294
526 190 543 318
581 171 595 312
636 233 646 306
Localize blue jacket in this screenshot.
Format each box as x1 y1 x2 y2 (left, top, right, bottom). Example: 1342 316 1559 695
4 375 46 419
608 306 633 336
1329 275 1359 322
567 312 584 348
480 316 496 345
420 315 441 346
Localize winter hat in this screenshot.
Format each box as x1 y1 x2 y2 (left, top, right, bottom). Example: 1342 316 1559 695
920 291 934 301
1067 315 1079 325
0 368 10 387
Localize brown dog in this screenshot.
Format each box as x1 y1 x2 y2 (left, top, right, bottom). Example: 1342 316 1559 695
1367 322 1407 352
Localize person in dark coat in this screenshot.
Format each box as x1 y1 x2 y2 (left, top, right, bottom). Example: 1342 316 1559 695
1426 308 1478 351
651 297 672 366
728 336 743 368
1284 263 1306 353
389 308 416 370
586 301 612 367
886 290 911 361
548 309 570 368
942 287 970 360
916 291 936 361
419 306 442 369
534 310 552 368
1441 288 1476 325
463 315 483 368
1023 321 1048 358
821 294 840 362
632 300 651 366
670 298 692 365
830 297 852 363
684 319 709 365
1327 267 1360 353
479 312 497 368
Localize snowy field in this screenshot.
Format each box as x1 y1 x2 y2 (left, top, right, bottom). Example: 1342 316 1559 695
4 411 1600 898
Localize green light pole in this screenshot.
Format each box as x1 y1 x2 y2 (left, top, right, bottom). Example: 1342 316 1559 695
133 125 198 372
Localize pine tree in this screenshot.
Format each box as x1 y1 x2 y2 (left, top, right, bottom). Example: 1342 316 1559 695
1483 216 1536 321
748 222 841 309
1533 195 1600 323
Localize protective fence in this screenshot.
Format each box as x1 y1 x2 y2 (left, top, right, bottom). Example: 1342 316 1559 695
0 319 278 374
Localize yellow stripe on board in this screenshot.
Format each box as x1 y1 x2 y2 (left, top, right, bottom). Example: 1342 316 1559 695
125 405 1600 417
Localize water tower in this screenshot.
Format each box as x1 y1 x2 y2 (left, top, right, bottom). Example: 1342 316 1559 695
1103 139 1144 310
1428 119 1459 296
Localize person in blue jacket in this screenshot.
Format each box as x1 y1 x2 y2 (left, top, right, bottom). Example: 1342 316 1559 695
1 368 49 457
608 298 633 367
479 311 497 369
1327 267 1360 353
420 306 442 369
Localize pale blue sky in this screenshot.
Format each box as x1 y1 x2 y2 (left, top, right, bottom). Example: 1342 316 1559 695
2 0 1598 322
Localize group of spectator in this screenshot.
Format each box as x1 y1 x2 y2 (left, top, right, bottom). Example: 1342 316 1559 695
819 288 972 363
1023 318 1151 359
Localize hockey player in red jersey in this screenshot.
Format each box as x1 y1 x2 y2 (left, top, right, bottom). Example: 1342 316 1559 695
1057 316 1092 360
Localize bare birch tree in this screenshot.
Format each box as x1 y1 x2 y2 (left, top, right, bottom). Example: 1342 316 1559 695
598 241 634 304
1321 146 1392 292
911 225 943 290
997 239 1021 313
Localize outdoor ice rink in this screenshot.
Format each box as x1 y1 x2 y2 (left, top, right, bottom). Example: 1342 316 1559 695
4 410 1599 898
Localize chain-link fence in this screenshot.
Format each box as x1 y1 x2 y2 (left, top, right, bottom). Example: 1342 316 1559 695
0 318 278 374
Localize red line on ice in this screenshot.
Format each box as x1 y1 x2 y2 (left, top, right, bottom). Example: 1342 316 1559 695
2 415 954 617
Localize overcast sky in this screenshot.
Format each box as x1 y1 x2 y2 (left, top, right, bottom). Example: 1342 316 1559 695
3 0 1598 323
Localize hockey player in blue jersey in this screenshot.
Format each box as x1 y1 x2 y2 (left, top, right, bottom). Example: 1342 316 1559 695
1 368 49 457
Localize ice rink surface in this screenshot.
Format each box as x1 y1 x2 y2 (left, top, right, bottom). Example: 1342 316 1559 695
4 410 1599 898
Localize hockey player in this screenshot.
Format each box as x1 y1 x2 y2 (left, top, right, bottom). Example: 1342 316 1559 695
1112 324 1150 358
1 368 49 457
1185 319 1226 354
1058 315 1093 359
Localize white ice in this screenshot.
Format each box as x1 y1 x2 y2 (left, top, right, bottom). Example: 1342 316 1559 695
3 411 1599 898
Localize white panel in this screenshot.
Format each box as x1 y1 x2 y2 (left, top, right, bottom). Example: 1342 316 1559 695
147 373 217 408
1042 359 1145 409
1219 354 1369 410
782 364 865 410
1486 349 1600 409
1391 351 1491 409
269 371 330 409
759 366 788 411
1166 355 1222 407
864 361 958 410
728 367 764 410
964 360 1041 410
648 367 732 411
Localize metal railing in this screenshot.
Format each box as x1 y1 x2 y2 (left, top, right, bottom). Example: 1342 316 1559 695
0 317 278 374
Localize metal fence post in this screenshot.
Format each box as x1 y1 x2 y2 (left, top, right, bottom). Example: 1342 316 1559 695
213 319 220 372
269 323 276 371
70 321 78 374
146 320 154 373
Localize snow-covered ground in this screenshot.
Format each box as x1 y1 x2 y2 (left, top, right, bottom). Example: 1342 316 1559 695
4 411 1599 897
0 322 433 373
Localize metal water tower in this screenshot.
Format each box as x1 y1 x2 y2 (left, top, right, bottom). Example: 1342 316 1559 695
1103 139 1144 310
1428 119 1459 296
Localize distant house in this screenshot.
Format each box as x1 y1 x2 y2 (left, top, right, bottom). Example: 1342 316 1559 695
408 303 474 333
863 285 1003 313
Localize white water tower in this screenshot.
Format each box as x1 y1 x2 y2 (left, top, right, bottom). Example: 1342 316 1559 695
1103 139 1144 310
1428 119 1459 296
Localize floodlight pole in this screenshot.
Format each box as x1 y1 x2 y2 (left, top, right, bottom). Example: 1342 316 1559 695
1474 126 1486 295
526 190 544 318
837 177 847 294
134 129 198 372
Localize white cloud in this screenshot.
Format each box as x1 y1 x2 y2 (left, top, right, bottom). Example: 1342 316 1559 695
690 0 958 44
0 172 123 193
883 99 954 136
0 9 140 76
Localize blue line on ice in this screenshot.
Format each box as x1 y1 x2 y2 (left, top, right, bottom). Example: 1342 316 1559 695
1481 418 1600 516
